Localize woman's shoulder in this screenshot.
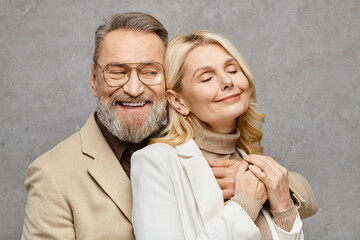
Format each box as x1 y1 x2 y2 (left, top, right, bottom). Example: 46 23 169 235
131 142 182 177
132 142 177 164
137 142 176 155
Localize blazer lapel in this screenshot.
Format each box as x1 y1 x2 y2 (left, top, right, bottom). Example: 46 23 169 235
80 113 132 222
237 148 247 158
176 139 224 225
88 144 132 222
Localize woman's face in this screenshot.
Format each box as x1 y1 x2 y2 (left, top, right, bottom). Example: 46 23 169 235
179 44 250 133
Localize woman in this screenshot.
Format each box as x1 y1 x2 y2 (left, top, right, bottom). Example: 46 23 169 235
131 30 303 239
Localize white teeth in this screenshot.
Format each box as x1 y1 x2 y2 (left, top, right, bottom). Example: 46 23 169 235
120 102 146 107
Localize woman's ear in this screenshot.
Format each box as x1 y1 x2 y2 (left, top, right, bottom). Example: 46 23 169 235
166 90 190 115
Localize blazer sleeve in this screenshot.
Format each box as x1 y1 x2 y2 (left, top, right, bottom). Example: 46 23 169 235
288 171 318 219
21 162 75 240
273 212 304 240
131 147 261 240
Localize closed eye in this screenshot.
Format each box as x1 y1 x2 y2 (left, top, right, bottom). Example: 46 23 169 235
228 70 238 74
201 77 212 82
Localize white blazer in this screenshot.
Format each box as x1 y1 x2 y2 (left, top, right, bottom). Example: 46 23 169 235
131 139 303 240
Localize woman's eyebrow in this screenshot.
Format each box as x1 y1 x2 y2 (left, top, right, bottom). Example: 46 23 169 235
192 66 212 78
192 58 237 77
224 58 237 66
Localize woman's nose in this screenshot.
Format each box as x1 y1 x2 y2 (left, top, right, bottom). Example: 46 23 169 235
219 72 233 90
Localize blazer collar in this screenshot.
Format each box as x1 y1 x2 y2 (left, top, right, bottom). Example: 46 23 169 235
80 112 132 222
175 139 224 225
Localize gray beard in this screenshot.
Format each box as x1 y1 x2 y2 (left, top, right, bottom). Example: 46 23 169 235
96 94 167 143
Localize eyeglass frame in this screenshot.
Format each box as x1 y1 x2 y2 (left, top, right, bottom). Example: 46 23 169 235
94 61 165 87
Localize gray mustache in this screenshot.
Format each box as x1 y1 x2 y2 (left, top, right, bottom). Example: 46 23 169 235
111 94 155 104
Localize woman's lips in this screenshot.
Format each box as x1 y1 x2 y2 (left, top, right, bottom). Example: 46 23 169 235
216 93 241 103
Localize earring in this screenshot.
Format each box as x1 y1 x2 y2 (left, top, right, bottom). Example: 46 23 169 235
183 114 188 120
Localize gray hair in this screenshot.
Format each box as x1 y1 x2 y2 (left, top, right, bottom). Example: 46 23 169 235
93 12 168 63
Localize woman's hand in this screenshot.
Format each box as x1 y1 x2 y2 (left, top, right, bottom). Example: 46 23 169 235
244 154 293 211
234 161 268 206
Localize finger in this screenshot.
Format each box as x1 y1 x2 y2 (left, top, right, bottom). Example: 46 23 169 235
248 165 267 182
209 159 239 168
216 178 233 189
251 155 287 177
212 167 227 178
256 156 287 181
223 189 234 200
236 160 249 175
265 157 288 176
244 155 277 176
248 162 281 189
250 163 288 196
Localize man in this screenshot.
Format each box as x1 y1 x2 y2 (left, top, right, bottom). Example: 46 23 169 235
22 12 317 240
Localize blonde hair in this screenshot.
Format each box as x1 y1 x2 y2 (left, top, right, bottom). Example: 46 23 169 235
151 30 265 155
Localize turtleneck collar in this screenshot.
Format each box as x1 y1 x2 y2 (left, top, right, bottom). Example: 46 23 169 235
193 121 240 155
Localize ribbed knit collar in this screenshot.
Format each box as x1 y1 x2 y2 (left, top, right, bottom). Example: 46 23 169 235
193 121 240 155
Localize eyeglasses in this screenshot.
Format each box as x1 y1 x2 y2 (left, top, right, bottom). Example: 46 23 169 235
94 61 165 87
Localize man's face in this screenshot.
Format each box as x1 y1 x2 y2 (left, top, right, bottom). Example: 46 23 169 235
91 29 167 143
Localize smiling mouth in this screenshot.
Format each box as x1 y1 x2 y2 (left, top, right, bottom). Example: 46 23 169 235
217 93 241 102
117 101 148 108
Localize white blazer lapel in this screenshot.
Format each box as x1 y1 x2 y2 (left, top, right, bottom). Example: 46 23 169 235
176 139 224 225
237 148 247 158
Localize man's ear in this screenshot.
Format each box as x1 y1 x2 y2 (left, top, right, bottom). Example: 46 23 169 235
90 63 99 97
166 90 190 115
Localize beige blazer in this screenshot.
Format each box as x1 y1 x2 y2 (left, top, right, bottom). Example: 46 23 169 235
21 113 135 240
131 140 304 240
22 113 317 239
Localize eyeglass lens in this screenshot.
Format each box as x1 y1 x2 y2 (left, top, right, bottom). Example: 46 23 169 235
104 63 163 86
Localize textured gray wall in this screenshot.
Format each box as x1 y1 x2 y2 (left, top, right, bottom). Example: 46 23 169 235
1 0 359 239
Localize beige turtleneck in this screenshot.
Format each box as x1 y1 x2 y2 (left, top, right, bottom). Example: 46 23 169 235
193 123 297 239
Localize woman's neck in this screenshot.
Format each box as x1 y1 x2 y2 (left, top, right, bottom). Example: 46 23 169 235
196 118 237 134
193 120 241 162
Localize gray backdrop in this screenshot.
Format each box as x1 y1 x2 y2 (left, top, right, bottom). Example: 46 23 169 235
1 0 359 239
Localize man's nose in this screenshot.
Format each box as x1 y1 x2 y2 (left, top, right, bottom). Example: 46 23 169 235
122 69 145 97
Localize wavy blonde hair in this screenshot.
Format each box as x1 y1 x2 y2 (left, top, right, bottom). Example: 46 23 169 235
151 30 265 154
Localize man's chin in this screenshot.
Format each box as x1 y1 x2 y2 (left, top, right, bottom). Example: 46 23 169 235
97 96 167 143
113 111 158 143
116 107 150 127
120 118 148 132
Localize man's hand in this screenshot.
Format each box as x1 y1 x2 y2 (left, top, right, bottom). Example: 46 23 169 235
209 159 240 201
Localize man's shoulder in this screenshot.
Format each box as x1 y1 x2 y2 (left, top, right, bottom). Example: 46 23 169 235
28 113 100 173
29 131 87 173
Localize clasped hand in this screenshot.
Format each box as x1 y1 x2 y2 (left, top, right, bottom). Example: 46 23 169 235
209 155 293 211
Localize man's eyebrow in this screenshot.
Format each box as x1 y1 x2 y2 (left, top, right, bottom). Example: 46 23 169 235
105 60 161 65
